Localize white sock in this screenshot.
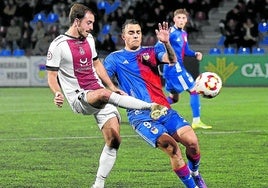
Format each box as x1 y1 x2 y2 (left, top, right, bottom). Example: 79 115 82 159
191 170 199 176
108 92 152 110
192 117 201 124
94 145 117 187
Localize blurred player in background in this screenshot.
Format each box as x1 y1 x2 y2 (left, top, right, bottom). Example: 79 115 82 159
46 4 166 188
104 19 207 188
162 8 211 129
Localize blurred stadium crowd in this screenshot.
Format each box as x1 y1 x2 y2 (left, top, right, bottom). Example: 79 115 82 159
0 0 267 56
217 0 268 54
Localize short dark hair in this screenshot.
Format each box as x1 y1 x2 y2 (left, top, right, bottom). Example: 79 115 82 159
121 19 140 33
68 3 95 24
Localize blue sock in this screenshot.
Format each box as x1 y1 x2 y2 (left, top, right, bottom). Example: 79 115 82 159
190 92 200 118
174 164 197 188
187 153 200 172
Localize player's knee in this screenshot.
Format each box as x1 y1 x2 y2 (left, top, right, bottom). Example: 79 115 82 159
185 136 199 151
98 88 111 102
108 135 121 149
157 134 178 155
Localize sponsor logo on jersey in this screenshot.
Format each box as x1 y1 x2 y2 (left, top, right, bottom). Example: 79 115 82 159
134 110 142 115
79 58 88 65
123 60 129 64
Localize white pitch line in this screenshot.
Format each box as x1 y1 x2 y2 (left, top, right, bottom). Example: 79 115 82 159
198 130 265 134
0 135 139 141
0 130 265 142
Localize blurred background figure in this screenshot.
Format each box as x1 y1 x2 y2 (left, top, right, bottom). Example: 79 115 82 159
58 9 69 34
240 17 259 52
223 18 241 50
101 33 116 53
32 33 51 56
20 20 33 54
5 18 21 51
2 0 17 26
31 20 45 49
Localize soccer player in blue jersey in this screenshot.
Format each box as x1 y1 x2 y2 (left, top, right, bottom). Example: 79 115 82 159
162 9 211 129
104 19 207 188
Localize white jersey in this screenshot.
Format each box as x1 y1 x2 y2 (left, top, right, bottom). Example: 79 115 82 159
46 33 104 105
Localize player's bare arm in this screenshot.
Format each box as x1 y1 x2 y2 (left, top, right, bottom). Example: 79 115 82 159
164 42 177 64
93 59 126 95
47 70 64 107
155 22 177 64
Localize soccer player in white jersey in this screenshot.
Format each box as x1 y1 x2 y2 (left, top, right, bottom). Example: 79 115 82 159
46 3 166 188
162 9 211 129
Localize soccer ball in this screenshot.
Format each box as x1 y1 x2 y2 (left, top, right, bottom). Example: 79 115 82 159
194 72 222 98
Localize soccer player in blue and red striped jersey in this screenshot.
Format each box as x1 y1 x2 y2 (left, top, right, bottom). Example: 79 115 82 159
162 9 212 130
104 19 207 188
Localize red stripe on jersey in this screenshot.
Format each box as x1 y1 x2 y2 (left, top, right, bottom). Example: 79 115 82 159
67 39 102 90
137 48 171 108
181 32 187 61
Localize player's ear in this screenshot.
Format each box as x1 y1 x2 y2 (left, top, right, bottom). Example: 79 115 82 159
121 34 125 40
75 18 80 27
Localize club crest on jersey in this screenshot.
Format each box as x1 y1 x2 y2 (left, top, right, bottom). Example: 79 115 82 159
151 127 159 134
79 46 85 55
138 49 158 70
142 53 150 61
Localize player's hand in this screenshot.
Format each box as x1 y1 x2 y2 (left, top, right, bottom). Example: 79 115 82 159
195 52 203 61
155 21 170 44
114 89 128 96
54 91 64 108
109 85 128 96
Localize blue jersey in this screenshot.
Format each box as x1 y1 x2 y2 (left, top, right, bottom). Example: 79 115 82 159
163 26 196 77
104 46 189 147
104 46 171 119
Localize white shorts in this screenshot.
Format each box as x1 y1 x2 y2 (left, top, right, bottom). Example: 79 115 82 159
71 90 121 129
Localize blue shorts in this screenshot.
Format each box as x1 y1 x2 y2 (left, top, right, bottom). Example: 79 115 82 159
129 109 190 147
164 69 195 94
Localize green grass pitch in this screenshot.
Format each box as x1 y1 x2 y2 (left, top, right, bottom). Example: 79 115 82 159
0 87 267 188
